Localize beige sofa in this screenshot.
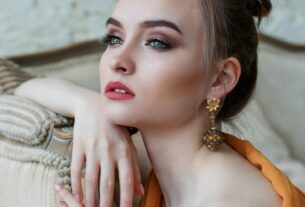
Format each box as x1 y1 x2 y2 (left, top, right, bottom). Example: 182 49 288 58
0 34 304 207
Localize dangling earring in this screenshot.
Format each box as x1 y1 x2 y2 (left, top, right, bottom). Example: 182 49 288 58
203 97 224 151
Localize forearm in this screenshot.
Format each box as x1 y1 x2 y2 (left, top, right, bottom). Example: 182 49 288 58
14 78 101 118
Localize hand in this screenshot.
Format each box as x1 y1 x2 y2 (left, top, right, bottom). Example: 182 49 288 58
71 93 144 207
55 184 84 207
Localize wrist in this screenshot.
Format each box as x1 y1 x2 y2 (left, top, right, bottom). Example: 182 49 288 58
73 89 103 116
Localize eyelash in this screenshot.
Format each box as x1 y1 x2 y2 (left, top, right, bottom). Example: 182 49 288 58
101 34 172 50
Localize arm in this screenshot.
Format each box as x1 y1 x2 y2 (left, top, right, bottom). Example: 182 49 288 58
14 77 99 117
14 77 144 207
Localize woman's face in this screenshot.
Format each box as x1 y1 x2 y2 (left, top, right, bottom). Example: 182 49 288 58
99 0 209 129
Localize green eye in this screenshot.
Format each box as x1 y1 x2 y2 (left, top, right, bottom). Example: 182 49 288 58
102 34 171 50
103 35 123 45
146 39 171 49
110 36 123 45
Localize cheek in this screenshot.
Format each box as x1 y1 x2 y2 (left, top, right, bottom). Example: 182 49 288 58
140 58 206 114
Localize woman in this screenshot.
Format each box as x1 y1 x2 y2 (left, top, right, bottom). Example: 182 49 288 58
15 0 305 206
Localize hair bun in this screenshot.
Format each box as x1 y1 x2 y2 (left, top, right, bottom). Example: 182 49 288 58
247 0 272 17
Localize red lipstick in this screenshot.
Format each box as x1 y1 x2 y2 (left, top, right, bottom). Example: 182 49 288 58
104 81 135 100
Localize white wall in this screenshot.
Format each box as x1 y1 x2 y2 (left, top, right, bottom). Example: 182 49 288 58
260 0 305 44
0 0 305 57
0 0 116 57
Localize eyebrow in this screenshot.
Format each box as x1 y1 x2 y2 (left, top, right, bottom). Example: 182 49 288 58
106 17 182 35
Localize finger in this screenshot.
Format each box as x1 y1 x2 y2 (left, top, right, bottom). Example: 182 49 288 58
55 185 82 207
57 202 68 207
124 137 144 196
118 157 134 207
131 148 144 196
99 160 115 207
71 142 85 203
85 154 100 207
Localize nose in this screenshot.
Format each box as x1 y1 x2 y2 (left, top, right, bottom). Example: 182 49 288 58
109 47 136 75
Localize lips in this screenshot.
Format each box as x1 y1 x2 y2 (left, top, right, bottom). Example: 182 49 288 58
104 81 135 100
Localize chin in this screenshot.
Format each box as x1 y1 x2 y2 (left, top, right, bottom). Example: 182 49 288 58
105 104 140 127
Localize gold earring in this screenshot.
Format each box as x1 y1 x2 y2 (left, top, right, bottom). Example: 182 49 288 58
203 97 224 151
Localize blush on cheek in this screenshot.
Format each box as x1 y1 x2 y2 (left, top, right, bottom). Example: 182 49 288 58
158 67 205 99
141 68 205 120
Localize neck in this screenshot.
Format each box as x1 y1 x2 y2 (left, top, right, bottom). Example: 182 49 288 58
139 115 211 206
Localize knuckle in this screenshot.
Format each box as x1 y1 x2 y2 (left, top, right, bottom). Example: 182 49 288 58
85 177 97 186
122 177 133 187
70 169 82 178
121 198 133 207
59 202 67 207
59 189 68 197
100 178 114 190
99 202 108 207
85 198 94 207
87 137 99 149
104 131 116 140
119 145 131 157
101 140 113 153
135 172 141 181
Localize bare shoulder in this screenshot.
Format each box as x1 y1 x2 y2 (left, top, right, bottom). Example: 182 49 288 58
196 143 282 207
203 198 280 207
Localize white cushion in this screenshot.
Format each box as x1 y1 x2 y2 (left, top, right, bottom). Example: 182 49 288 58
223 38 305 191
256 40 305 164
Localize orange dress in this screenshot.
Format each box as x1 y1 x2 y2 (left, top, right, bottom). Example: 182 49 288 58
140 134 305 207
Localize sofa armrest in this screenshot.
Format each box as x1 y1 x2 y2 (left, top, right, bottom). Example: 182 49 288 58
0 93 74 206
0 94 133 206
0 58 33 95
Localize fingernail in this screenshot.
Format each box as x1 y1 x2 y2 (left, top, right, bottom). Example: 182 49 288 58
54 184 63 192
140 184 145 195
73 193 82 203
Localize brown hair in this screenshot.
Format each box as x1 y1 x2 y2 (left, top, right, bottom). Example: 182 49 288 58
199 0 272 121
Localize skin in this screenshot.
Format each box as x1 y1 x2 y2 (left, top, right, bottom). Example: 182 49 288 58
16 0 282 206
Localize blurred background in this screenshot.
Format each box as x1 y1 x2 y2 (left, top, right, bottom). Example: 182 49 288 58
0 0 116 57
1 0 305 57
0 0 305 195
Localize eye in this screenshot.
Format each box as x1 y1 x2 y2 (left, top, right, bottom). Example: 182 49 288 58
102 34 124 46
145 38 171 50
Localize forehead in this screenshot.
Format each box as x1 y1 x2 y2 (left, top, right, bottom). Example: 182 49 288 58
111 0 203 32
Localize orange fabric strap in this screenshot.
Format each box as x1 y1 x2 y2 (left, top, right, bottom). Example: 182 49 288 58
140 134 305 207
140 172 165 207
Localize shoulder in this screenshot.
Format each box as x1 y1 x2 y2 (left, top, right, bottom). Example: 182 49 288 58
195 143 282 207
203 198 281 207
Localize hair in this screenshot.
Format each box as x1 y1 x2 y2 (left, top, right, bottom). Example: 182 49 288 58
199 0 272 121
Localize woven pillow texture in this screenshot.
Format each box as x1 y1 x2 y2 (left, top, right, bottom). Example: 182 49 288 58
0 59 72 207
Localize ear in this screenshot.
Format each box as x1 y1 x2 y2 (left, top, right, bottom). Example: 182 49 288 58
206 57 241 99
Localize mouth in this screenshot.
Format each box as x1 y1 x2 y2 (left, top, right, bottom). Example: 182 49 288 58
112 88 131 94
104 81 135 100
